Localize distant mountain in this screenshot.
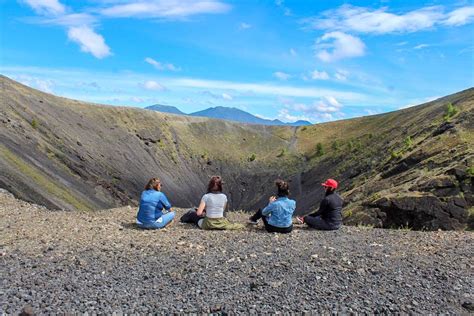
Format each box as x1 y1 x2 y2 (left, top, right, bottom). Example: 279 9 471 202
145 104 185 115
148 105 311 126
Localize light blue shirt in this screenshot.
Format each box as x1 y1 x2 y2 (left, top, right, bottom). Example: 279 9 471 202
262 197 296 228
136 190 171 225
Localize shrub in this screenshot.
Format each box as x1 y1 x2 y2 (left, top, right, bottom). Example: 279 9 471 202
248 153 256 162
31 119 38 129
443 102 458 121
315 143 324 157
467 166 474 177
331 140 340 151
404 136 413 148
391 150 401 159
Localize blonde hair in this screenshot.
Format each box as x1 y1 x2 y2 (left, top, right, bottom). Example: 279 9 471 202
145 178 161 191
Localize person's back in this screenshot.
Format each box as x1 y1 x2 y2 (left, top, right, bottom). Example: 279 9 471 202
201 192 227 218
137 190 169 224
320 191 343 227
136 178 175 229
195 176 243 230
298 179 343 231
249 179 295 234
265 197 296 228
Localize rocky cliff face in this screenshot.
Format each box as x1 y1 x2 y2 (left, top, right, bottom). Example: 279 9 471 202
0 75 472 229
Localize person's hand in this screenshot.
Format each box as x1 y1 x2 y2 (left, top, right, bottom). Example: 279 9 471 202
269 196 277 203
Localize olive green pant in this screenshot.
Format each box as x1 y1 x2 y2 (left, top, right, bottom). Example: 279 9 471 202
199 217 244 230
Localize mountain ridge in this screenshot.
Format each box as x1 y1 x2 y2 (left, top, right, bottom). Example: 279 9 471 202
146 104 312 126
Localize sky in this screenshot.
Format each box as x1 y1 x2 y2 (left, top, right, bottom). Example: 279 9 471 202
1 0 473 123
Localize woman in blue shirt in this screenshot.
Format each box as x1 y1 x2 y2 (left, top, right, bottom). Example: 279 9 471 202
248 179 295 234
136 178 175 229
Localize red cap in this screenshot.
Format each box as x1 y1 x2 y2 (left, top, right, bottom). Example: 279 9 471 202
321 179 338 189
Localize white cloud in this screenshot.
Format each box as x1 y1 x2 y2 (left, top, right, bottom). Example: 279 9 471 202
172 77 366 100
304 4 474 34
131 96 145 103
277 109 310 123
23 0 66 15
315 31 365 62
41 13 98 26
414 43 429 49
311 69 329 80
289 48 297 56
273 71 292 80
239 22 252 29
334 70 349 81
100 0 231 19
67 26 111 59
14 75 55 93
398 95 440 109
443 6 474 26
324 96 342 108
222 93 233 100
142 80 166 91
145 57 180 71
364 109 379 115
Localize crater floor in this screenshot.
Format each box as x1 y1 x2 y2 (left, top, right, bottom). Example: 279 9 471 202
1 190 473 314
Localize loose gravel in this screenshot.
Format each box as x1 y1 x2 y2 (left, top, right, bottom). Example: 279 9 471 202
1 190 473 314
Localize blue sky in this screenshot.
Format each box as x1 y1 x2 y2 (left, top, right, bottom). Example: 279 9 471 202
1 0 473 123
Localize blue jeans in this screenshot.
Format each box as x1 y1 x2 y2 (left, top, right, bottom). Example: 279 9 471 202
138 212 175 229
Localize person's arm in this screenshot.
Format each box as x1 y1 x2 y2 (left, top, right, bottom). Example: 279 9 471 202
160 193 172 211
308 198 326 217
261 196 277 216
196 199 206 216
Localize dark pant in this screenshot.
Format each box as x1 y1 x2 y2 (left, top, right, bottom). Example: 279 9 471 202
304 215 340 231
250 209 293 234
180 209 204 225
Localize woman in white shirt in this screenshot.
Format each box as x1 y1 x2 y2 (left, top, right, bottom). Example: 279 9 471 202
195 176 243 230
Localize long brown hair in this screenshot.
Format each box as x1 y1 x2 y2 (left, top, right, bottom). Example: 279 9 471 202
207 175 223 193
145 178 161 191
275 179 289 197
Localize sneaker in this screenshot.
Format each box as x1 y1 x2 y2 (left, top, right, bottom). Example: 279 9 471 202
248 217 258 225
296 216 305 224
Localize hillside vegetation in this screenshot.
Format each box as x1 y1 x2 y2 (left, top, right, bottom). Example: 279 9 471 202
0 75 472 229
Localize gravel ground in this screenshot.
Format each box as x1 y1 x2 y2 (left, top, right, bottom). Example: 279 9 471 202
1 190 473 314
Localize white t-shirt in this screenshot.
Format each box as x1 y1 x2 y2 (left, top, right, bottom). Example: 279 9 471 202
201 193 227 218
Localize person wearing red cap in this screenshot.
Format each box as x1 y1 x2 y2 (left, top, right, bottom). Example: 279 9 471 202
297 179 343 230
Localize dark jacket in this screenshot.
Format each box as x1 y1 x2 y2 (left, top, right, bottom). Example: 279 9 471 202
309 191 343 227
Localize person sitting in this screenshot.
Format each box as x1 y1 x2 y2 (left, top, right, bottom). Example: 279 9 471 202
248 179 295 234
136 178 175 229
297 179 343 230
195 176 244 230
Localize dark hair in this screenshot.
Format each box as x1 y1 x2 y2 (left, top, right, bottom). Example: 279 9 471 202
207 175 223 193
275 179 289 197
145 178 161 191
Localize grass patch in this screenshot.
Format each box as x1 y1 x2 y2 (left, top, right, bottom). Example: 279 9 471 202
0 144 92 210
443 102 458 121
31 118 38 129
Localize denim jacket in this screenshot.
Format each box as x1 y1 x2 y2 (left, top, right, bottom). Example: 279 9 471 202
262 197 296 228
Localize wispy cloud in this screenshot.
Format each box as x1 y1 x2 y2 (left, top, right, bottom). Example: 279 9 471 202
334 69 349 81
315 31 365 62
443 6 474 26
141 80 166 91
13 74 55 93
239 22 252 29
100 0 231 19
414 43 429 50
23 0 66 15
273 71 292 80
145 57 180 71
303 4 474 34
311 69 329 80
202 90 234 100
67 26 112 59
